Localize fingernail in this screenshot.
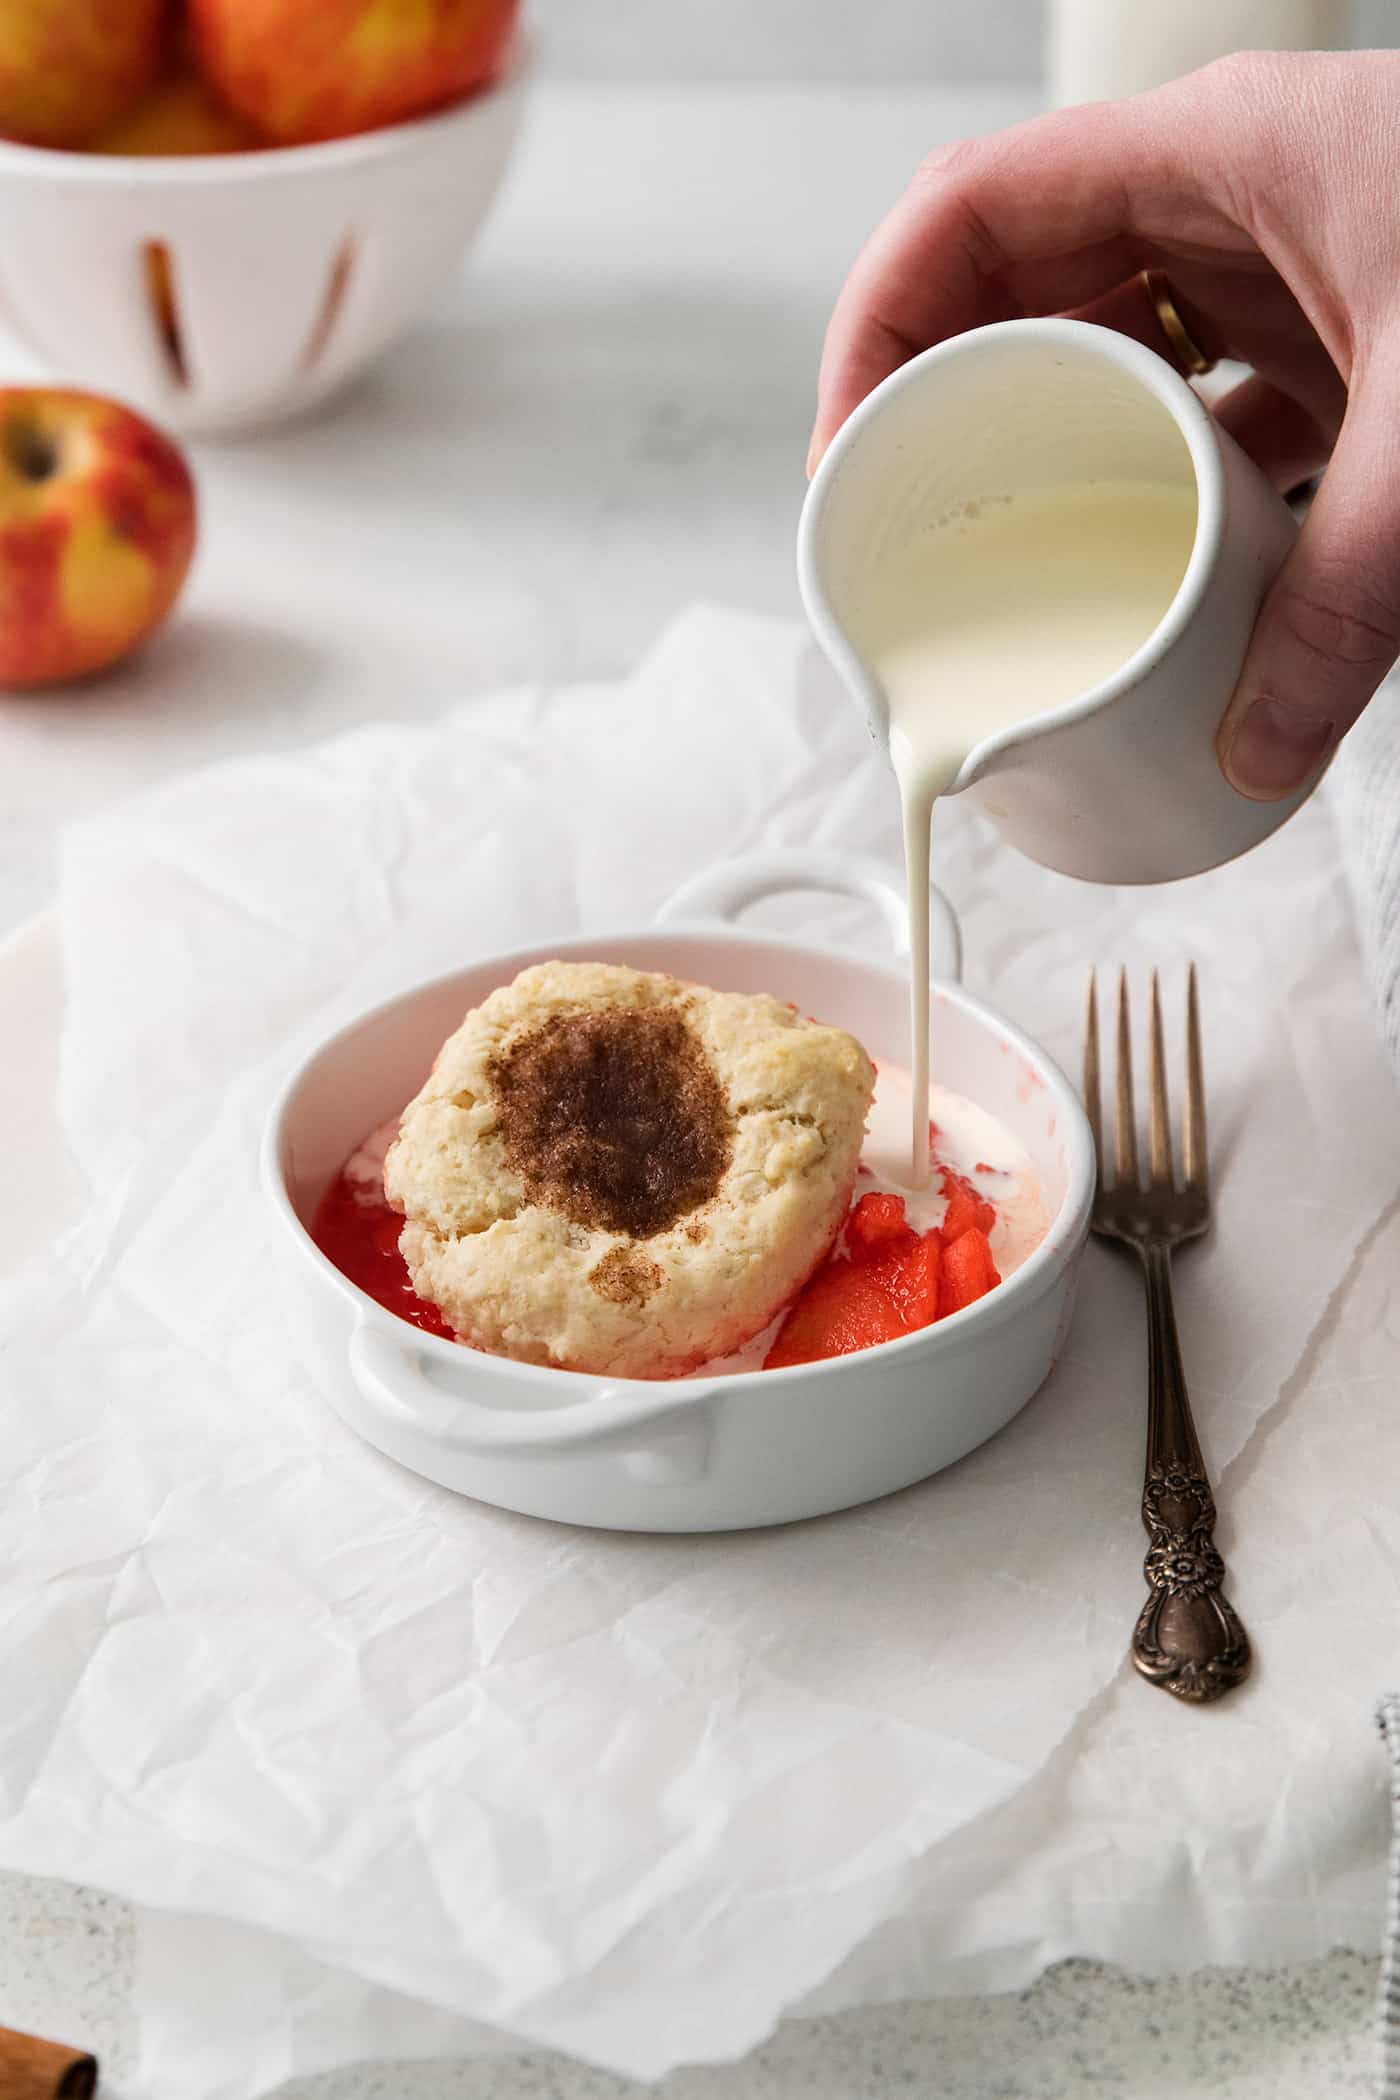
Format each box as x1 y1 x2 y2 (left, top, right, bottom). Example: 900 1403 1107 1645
1222 696 1334 800
805 433 821 480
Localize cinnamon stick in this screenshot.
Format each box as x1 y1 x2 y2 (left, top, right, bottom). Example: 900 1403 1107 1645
0 2027 96 2100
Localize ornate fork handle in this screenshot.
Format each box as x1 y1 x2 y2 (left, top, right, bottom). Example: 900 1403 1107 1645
1130 1240 1251 1703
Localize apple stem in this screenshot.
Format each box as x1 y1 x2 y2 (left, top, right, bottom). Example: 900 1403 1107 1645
6 422 57 483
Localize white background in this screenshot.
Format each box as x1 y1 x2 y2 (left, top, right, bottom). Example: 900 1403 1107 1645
531 0 1393 79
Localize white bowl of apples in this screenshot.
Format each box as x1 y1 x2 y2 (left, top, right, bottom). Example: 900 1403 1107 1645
0 0 529 436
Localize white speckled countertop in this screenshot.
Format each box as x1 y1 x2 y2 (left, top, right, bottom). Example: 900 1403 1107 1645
0 1875 1381 2097
0 80 1383 2098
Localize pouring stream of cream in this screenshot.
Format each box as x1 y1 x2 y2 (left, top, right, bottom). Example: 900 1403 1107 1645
853 479 1198 1184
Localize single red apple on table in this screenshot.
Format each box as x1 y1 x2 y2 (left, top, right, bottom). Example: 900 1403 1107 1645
0 389 196 688
189 0 520 146
0 0 166 149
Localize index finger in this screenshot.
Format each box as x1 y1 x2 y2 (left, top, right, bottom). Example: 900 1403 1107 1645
808 88 1235 469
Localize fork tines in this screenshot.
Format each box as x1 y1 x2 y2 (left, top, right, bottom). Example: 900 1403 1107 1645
1084 967 1208 1202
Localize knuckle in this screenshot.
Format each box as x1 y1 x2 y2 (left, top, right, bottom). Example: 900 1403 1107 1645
910 140 1004 271
1194 47 1295 102
914 138 984 193
1195 48 1260 94
1271 563 1400 677
1186 49 1300 185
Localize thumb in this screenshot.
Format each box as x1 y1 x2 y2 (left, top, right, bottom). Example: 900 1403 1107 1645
1218 374 1400 801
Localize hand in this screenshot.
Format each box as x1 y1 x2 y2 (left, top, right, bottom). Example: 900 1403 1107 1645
808 52 1400 800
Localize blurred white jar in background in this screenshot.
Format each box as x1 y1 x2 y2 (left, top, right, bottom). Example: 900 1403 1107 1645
1047 0 1348 106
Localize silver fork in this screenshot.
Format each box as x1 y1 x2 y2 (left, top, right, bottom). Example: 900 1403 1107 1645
1084 968 1251 1704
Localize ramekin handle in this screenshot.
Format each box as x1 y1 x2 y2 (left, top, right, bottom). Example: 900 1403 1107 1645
347 1319 717 1459
655 847 962 983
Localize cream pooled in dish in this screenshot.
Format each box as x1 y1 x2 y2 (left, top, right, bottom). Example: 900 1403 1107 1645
693 1058 1045 1376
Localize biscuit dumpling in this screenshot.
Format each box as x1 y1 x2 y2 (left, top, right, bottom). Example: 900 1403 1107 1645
383 961 875 1378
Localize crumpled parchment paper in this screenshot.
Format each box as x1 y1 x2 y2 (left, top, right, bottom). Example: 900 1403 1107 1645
2 605 1399 2100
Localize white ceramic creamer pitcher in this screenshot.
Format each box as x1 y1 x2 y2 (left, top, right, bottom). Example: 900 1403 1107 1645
798 318 1307 884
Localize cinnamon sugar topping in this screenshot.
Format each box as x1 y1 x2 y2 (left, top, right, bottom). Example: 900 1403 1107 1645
489 1006 733 1238
588 1247 665 1305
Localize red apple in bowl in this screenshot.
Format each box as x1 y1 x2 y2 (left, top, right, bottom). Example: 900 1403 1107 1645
0 388 196 687
90 65 265 156
0 0 165 149
190 0 520 145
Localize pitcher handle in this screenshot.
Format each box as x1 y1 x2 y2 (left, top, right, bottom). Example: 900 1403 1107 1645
655 847 962 983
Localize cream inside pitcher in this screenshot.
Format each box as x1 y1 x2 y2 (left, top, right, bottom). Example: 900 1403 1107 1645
798 317 1308 1183
798 317 1307 889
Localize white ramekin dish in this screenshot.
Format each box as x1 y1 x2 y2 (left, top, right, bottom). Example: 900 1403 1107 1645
0 41 530 436
264 850 1095 1532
